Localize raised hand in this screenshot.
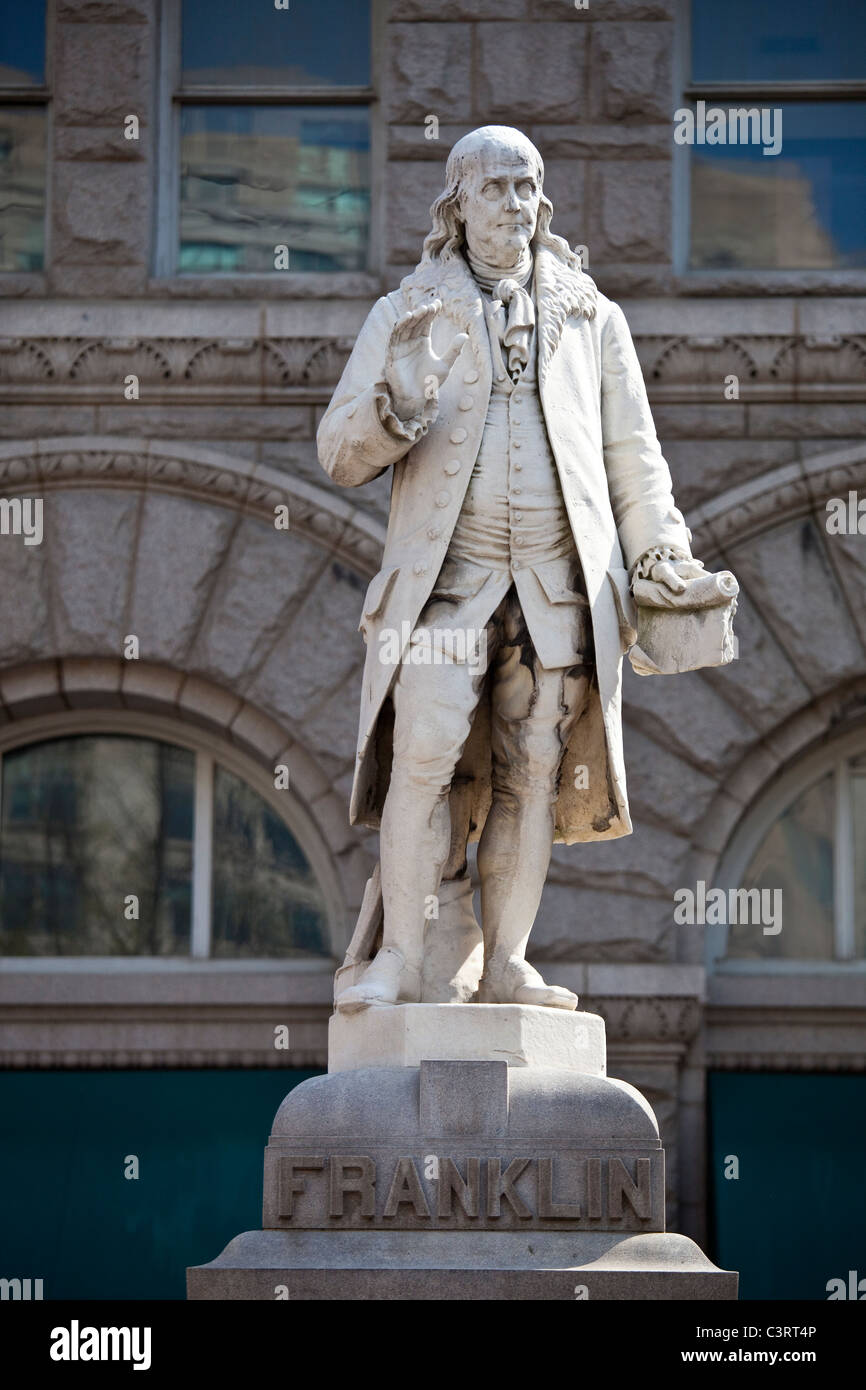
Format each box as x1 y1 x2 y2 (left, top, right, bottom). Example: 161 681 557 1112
384 299 468 421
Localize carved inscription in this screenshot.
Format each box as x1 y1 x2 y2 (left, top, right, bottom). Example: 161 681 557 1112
274 1153 657 1228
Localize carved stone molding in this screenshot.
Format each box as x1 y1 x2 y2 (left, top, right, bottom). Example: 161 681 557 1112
708 1051 866 1073
639 332 866 400
2 330 864 403
0 1048 327 1070
0 438 386 577
687 443 866 561
0 335 357 401
582 995 702 1046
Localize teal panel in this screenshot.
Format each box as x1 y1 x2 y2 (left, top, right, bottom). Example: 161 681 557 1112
709 1071 866 1300
0 1069 319 1300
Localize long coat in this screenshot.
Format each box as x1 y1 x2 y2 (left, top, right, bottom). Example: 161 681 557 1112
317 244 692 845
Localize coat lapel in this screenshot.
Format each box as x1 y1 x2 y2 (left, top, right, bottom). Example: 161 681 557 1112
534 245 598 384
400 244 598 384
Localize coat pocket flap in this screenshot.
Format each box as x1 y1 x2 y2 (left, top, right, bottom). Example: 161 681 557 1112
361 564 401 623
430 557 491 603
606 567 638 648
532 555 589 605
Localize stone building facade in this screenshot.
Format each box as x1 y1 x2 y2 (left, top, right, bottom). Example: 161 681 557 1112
1 0 864 1277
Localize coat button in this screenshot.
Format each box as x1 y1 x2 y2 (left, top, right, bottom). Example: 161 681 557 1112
514 463 523 472
435 490 450 508
464 370 479 384
449 427 467 444
514 510 523 521
427 525 441 540
513 559 521 570
513 485 522 494
444 459 461 475
413 561 427 576
512 440 521 449
458 396 473 411
514 536 524 547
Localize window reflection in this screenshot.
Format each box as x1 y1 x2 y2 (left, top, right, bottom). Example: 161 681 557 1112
179 105 370 272
0 105 45 271
211 765 329 958
689 103 866 270
0 0 45 86
692 0 866 83
726 772 836 961
0 736 332 958
0 737 194 955
182 0 371 88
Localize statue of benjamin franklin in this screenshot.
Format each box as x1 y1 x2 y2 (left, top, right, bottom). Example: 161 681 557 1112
318 125 730 1014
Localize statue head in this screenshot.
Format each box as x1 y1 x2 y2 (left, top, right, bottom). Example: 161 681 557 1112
423 125 578 269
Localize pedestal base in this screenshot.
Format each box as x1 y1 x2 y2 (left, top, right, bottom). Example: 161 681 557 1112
188 1229 736 1300
187 1007 737 1301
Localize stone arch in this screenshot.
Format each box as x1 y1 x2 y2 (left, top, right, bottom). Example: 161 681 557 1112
542 444 866 968
0 438 389 945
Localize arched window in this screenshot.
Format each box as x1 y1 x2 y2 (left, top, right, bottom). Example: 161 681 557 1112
709 731 866 970
0 728 335 960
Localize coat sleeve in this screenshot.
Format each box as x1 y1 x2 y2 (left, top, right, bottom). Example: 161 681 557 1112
600 300 692 572
317 294 439 488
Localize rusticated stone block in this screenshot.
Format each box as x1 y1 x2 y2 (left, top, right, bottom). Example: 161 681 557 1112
54 126 147 161
247 562 367 726
589 22 673 122
54 23 150 125
57 0 150 20
387 23 472 123
387 161 450 264
52 162 150 266
726 517 865 691
54 23 149 125
540 158 588 251
0 525 51 664
476 23 587 122
45 489 140 652
589 160 671 262
127 493 236 665
189 520 326 686
532 882 675 962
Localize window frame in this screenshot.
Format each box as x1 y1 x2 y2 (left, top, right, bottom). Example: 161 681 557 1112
674 0 866 277
0 0 52 276
0 708 343 965
153 0 381 279
709 727 866 974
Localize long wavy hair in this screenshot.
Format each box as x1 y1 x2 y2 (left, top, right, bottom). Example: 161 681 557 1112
421 132 581 270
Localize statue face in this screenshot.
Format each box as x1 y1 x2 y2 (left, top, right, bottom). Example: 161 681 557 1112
458 150 541 266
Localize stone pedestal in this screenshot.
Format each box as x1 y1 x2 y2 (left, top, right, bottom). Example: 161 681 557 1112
328 1003 606 1074
188 1006 737 1300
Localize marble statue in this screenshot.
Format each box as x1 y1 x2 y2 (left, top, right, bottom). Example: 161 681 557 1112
317 125 737 1016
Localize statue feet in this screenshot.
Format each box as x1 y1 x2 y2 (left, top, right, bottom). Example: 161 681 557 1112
335 946 421 1014
477 955 578 1011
